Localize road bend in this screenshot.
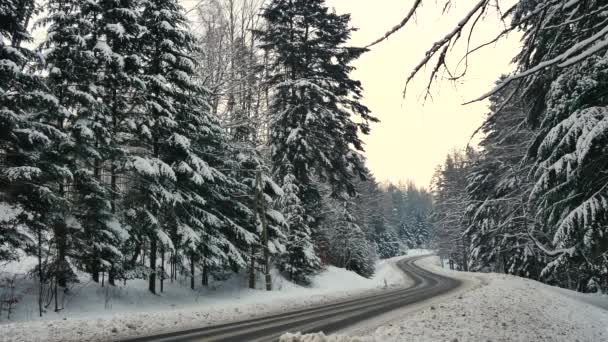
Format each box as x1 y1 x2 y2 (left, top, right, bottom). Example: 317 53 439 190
122 255 461 342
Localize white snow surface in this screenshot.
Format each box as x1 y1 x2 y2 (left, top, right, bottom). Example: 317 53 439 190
282 256 608 342
0 256 411 342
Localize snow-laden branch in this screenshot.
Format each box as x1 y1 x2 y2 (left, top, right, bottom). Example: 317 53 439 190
465 23 608 104
403 0 488 97
364 0 422 49
527 230 575 257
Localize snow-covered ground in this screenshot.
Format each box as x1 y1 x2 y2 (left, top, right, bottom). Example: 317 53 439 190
282 256 608 342
0 254 413 342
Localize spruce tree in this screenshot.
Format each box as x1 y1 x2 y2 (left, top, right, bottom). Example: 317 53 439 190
511 1 608 291
464 80 541 278
328 200 375 278
135 0 259 292
259 0 377 281
278 166 320 284
0 0 64 263
41 0 144 286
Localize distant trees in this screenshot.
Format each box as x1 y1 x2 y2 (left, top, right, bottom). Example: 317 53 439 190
352 172 433 260
431 148 476 271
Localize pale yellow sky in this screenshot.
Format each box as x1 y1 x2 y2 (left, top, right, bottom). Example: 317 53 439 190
326 0 520 187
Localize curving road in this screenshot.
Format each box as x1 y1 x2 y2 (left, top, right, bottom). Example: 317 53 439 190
122 256 461 342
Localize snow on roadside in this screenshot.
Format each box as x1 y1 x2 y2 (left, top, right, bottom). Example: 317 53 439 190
281 256 608 342
0 257 411 342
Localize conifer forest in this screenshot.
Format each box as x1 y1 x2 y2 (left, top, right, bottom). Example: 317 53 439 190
1 0 608 340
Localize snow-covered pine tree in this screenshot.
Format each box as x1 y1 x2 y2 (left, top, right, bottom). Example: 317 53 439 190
529 55 608 291
506 1 608 292
352 169 396 257
384 183 406 234
431 149 476 271
399 220 416 250
134 0 263 292
278 165 320 284
327 199 376 278
375 229 400 259
122 0 188 294
231 144 287 289
0 0 64 264
400 215 430 249
259 0 378 279
44 0 142 285
37 0 119 294
463 79 542 278
88 0 147 286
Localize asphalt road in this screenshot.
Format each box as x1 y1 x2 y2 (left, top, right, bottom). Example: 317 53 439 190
122 256 462 342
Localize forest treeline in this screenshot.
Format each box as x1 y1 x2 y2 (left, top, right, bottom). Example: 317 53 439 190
0 0 432 316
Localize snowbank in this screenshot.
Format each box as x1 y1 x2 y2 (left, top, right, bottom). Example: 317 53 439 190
0 256 411 342
282 256 608 342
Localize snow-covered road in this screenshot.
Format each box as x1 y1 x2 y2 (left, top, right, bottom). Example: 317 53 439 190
283 256 608 342
121 255 460 341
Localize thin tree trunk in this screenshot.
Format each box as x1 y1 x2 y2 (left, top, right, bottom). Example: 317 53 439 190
54 277 58 313
160 247 165 293
202 247 208 287
256 171 272 291
37 228 43 317
108 264 116 286
190 253 195 290
91 263 99 283
249 246 256 289
149 238 157 294
170 251 174 283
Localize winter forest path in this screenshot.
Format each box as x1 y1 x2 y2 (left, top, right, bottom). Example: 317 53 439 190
121 255 462 342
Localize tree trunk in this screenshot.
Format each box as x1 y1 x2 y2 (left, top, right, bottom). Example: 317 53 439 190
149 238 157 294
54 277 59 313
249 246 256 289
91 264 99 283
190 253 195 290
160 247 165 293
202 248 209 287
108 264 116 286
258 171 272 291
37 228 43 317
170 251 174 283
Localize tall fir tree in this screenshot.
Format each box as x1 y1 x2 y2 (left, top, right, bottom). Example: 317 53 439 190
464 80 542 278
278 165 320 284
0 0 65 263
259 0 377 281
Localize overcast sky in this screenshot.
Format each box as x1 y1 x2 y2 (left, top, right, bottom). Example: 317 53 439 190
324 0 520 187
